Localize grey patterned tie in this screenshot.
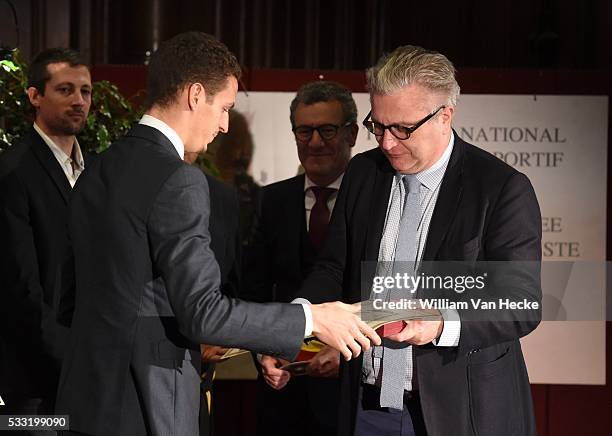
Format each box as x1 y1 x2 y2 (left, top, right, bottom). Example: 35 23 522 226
379 174 421 409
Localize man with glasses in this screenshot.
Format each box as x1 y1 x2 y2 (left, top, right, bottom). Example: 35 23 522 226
297 46 541 435
243 81 358 436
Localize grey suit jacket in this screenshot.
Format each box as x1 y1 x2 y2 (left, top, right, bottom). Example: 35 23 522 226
55 124 305 436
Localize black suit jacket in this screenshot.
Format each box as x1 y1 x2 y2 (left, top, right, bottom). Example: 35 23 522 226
0 128 93 405
243 174 317 303
55 124 305 435
200 174 241 436
205 174 241 299
300 133 542 436
244 174 339 432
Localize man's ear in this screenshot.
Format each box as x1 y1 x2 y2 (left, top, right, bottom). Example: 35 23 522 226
187 83 206 110
441 105 454 125
27 86 41 109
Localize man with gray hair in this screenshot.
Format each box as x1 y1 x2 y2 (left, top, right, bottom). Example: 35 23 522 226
297 46 542 435
243 80 358 436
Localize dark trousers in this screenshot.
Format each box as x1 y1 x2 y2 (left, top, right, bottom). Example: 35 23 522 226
255 376 337 436
355 384 427 436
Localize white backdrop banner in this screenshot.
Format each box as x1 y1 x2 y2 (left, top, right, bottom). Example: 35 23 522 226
234 93 608 384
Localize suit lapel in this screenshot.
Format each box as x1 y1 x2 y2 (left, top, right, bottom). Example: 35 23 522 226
422 134 465 260
30 130 71 204
126 124 183 160
364 153 394 261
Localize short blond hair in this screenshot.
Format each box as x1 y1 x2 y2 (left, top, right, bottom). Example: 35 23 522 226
366 45 460 106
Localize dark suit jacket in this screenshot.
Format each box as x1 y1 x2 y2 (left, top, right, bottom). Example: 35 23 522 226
55 124 305 436
243 174 339 433
0 128 93 406
300 133 542 436
199 174 241 436
205 174 241 299
243 174 317 303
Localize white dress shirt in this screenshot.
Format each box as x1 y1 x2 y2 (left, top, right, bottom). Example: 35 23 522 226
391 133 460 347
33 123 84 187
293 173 345 335
303 174 343 230
362 132 461 390
139 114 185 159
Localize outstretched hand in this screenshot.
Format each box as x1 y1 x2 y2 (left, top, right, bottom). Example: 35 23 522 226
310 302 381 361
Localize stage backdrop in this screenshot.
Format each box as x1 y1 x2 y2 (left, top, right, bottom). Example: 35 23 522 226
234 92 608 385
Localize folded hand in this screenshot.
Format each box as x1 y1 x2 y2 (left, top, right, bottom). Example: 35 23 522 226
200 344 230 363
260 355 291 390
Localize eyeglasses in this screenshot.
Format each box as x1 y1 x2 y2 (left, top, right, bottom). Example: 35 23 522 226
292 122 352 142
362 106 446 140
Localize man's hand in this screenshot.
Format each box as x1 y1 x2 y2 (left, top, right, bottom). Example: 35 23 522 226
260 355 291 390
386 318 444 345
310 302 381 361
306 346 340 378
200 344 230 363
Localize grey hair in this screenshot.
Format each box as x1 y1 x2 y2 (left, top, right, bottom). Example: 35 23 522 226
366 45 460 107
289 81 358 127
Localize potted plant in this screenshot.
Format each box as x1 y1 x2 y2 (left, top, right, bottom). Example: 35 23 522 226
0 48 141 153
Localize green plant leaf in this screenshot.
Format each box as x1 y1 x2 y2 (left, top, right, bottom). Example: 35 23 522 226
0 60 18 72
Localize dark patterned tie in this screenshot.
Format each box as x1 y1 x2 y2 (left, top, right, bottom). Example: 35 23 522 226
308 186 337 251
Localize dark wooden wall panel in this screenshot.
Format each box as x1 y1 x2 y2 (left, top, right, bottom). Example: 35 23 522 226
547 381 612 436
531 385 549 436
10 0 612 70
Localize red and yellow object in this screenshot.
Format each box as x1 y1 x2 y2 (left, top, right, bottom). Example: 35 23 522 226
375 320 407 337
295 320 407 363
296 339 325 362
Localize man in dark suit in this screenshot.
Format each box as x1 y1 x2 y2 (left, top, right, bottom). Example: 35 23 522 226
297 45 542 435
0 48 92 417
55 32 379 436
198 174 239 436
243 81 358 436
185 151 242 436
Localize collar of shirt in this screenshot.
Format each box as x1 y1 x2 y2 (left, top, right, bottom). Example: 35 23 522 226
33 122 85 173
139 114 185 159
303 173 343 193
304 173 343 210
396 131 455 192
303 173 343 228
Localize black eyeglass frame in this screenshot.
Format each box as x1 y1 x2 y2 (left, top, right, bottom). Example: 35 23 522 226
362 105 446 140
292 122 353 142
